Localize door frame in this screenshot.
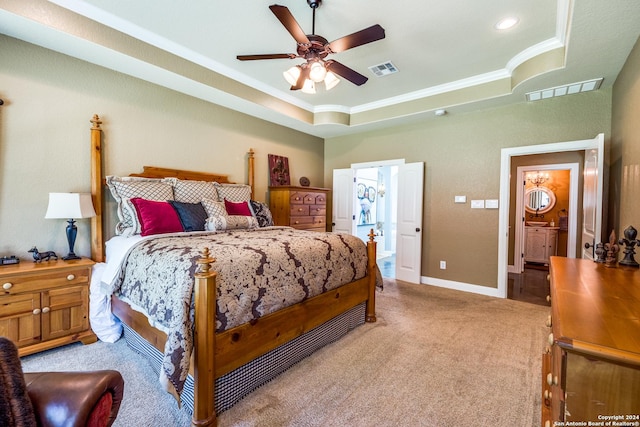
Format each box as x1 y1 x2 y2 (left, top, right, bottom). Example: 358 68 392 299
497 134 604 298
512 163 580 273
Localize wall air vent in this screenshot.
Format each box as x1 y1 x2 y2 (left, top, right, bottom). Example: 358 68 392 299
526 78 603 101
369 61 398 77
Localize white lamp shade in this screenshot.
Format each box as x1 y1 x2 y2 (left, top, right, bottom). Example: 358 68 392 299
308 61 327 82
283 66 301 86
45 193 96 219
301 79 316 94
324 71 340 90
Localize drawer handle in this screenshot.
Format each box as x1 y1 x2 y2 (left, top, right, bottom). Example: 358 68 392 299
544 390 552 400
67 274 75 281
298 208 303 212
42 307 50 314
2 282 12 290
546 372 553 386
294 221 299 224
33 308 41 315
545 315 552 327
318 220 323 223
548 333 554 346
294 197 301 201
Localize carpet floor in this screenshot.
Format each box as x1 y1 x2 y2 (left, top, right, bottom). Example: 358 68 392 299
20 279 549 426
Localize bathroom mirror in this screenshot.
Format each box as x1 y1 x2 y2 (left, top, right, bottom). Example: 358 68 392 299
524 187 556 214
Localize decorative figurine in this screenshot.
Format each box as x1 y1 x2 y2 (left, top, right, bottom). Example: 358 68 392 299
618 225 639 268
594 242 606 263
604 230 619 268
28 246 58 263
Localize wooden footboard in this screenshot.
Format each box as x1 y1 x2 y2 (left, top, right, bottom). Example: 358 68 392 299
89 115 377 426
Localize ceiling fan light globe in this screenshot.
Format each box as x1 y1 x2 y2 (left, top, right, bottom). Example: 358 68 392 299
283 66 301 86
301 79 316 94
324 71 340 90
308 61 327 82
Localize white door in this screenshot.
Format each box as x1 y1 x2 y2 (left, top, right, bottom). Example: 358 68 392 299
332 168 356 234
395 162 424 283
581 133 604 260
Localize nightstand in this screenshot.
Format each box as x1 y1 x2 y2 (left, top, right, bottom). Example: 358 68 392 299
0 257 97 356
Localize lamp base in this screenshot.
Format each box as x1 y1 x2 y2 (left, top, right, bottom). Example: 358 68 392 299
63 253 81 261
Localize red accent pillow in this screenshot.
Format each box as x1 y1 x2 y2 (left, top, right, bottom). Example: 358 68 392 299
131 198 183 236
224 199 252 216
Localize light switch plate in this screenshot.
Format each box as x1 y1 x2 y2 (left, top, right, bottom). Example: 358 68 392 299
454 195 466 203
471 200 485 209
485 199 499 209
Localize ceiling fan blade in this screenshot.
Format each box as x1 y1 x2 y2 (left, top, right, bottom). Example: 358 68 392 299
269 5 310 45
326 61 368 86
291 67 310 90
237 53 296 61
327 24 385 53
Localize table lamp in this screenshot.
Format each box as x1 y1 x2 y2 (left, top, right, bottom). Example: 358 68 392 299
45 192 96 260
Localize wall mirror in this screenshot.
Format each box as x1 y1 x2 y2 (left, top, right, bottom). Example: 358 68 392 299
524 187 556 214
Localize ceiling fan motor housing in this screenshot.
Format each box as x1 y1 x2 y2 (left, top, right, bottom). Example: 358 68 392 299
307 0 322 9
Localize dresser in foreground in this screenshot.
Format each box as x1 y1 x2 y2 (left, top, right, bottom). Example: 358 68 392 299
542 257 640 426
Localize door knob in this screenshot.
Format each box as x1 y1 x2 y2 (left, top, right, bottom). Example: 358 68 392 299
416 228 421 232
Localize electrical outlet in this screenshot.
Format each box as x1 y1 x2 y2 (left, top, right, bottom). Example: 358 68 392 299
440 260 446 269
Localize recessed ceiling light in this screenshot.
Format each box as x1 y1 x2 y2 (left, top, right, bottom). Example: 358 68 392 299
495 17 519 30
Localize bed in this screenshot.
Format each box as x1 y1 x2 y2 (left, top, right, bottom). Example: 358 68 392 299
87 114 379 426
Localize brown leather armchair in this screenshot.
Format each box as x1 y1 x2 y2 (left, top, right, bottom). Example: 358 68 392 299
0 337 124 427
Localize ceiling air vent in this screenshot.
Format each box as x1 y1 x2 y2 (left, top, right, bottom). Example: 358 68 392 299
369 61 398 77
526 78 603 101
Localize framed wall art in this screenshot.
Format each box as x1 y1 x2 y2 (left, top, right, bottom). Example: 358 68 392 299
268 154 290 186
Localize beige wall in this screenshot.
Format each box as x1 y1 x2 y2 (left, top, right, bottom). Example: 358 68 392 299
325 90 611 288
0 36 323 258
611 36 640 236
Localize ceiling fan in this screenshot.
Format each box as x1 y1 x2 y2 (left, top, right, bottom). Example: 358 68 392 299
236 0 386 93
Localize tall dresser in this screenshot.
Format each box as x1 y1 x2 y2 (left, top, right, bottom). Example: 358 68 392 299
542 257 640 426
268 186 330 232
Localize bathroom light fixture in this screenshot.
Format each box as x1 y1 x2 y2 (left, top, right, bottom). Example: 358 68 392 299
526 171 549 187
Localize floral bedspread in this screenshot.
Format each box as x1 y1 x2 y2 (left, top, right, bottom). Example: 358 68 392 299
109 227 373 400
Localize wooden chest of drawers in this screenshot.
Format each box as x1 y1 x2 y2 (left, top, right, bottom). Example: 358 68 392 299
0 258 97 356
269 186 330 232
542 257 640 426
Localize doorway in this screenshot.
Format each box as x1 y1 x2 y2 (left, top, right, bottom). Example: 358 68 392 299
497 134 604 298
333 160 424 282
355 166 397 278
512 163 579 273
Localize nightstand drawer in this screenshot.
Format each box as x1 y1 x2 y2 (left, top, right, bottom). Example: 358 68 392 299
309 205 326 216
290 216 314 227
1 267 90 295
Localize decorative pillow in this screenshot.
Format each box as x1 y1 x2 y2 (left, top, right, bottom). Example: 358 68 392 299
130 198 183 236
205 215 259 231
173 179 218 203
169 201 208 232
201 198 227 218
249 200 274 227
106 176 174 236
224 199 253 216
214 183 252 202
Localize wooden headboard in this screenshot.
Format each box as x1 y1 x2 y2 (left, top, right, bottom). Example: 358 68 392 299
89 114 256 262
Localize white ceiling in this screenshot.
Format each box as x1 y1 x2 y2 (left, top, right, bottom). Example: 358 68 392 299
2 0 639 138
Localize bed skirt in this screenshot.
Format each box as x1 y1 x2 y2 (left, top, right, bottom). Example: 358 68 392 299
120 301 366 414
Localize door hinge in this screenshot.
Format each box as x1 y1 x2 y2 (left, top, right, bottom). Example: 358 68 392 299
352 215 356 220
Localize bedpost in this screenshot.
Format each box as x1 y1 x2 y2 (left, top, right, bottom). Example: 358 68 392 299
248 148 255 200
90 114 104 262
366 229 377 323
192 248 217 427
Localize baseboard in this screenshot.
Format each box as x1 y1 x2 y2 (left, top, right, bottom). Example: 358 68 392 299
421 276 502 298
